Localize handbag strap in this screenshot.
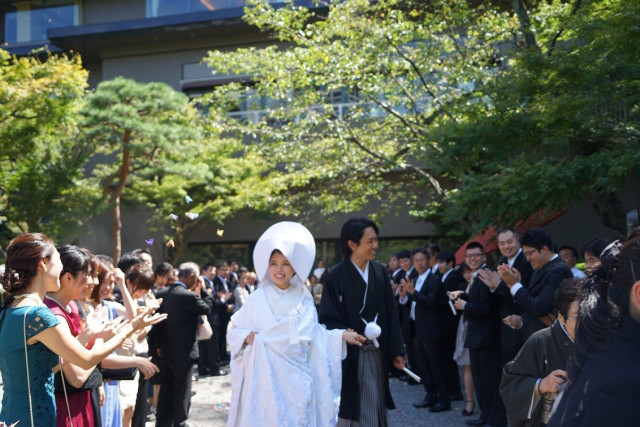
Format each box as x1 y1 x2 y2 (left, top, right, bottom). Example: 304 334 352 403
59 357 74 427
22 305 35 427
23 305 74 427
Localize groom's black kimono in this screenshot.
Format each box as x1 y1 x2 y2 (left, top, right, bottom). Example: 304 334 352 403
319 259 405 421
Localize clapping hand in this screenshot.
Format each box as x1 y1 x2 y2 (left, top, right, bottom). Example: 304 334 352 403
478 268 501 290
78 309 110 346
132 307 168 331
95 316 129 342
497 265 521 287
503 314 523 330
400 277 415 294
120 337 135 352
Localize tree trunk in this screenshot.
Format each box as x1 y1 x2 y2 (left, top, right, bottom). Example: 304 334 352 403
512 0 539 51
111 196 122 262
170 220 208 265
110 131 132 262
583 188 628 236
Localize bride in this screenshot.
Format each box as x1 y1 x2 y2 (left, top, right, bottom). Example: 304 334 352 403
227 222 364 427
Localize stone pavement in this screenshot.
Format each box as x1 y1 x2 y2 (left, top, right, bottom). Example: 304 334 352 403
1 371 474 426
145 369 475 426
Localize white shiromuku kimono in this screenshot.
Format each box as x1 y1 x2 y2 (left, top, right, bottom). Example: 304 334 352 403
227 283 346 427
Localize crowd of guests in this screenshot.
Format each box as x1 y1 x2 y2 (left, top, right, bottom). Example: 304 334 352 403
384 226 640 427
2 221 639 427
0 235 166 427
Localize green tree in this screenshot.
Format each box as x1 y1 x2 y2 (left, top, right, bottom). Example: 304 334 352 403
82 77 202 260
427 0 640 237
130 131 262 264
83 77 261 262
202 0 638 241
0 49 95 245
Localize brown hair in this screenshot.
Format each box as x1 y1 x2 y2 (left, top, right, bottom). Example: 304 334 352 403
91 260 113 302
81 249 103 280
2 233 56 295
126 262 155 294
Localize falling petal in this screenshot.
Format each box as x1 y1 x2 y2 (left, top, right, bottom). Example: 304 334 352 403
169 214 179 220
185 195 193 203
145 238 154 246
166 239 175 248
186 212 199 220
216 229 224 237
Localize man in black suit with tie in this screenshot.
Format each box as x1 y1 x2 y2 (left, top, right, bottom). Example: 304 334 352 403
401 247 450 411
497 227 573 340
436 250 466 402
478 227 534 365
153 262 211 427
451 242 506 427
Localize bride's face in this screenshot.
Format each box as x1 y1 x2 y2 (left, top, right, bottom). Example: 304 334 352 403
269 251 295 289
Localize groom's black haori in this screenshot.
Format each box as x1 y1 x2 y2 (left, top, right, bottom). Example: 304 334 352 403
319 218 405 422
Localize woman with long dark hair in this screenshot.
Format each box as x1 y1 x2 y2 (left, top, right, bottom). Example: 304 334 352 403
0 233 166 427
549 231 640 426
44 245 98 426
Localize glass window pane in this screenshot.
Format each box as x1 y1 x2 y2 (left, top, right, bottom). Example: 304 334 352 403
4 1 78 44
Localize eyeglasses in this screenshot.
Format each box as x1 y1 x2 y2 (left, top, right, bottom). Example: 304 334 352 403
523 249 538 258
566 314 579 321
466 253 484 258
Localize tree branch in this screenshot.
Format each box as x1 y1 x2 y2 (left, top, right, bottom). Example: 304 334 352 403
547 0 583 57
389 42 457 122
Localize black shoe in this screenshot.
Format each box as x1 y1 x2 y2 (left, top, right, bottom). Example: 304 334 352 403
449 392 464 401
211 369 228 377
429 402 451 413
465 418 486 426
190 391 197 397
462 401 475 416
413 397 437 408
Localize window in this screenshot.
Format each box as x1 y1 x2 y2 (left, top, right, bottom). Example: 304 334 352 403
146 0 248 18
4 0 80 44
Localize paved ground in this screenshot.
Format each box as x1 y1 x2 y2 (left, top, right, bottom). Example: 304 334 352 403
1 371 476 426
145 368 476 426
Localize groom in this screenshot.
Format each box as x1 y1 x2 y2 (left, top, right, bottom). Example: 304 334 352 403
319 217 406 426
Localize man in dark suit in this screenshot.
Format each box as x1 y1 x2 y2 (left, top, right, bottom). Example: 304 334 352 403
153 262 211 427
197 263 227 377
212 262 234 362
395 249 418 383
401 247 450 412
436 250 466 402
478 226 534 365
451 242 506 427
498 227 573 341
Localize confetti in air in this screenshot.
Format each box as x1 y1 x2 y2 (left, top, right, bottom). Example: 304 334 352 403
186 212 199 220
145 238 154 245
166 239 175 248
217 229 224 237
185 195 193 203
169 214 179 220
